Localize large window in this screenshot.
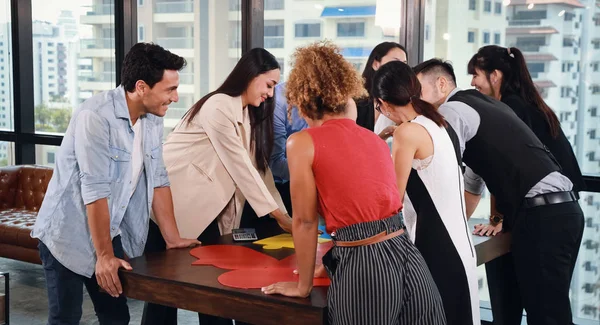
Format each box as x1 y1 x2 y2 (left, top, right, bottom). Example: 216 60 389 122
138 0 242 138
36 145 58 167
295 22 321 38
0 0 13 132
264 20 285 48
424 1 600 323
484 0 492 13
269 2 402 82
32 0 115 136
469 0 477 11
337 22 366 37
0 141 14 167
265 0 284 11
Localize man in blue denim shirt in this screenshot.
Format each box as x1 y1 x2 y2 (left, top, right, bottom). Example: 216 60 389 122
31 43 200 325
269 82 308 214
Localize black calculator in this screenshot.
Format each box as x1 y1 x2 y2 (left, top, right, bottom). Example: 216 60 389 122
232 228 258 242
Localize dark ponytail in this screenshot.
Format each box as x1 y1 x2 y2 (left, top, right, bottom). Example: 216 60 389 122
372 61 447 127
468 45 560 138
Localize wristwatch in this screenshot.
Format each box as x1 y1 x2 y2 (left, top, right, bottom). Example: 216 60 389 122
490 215 503 227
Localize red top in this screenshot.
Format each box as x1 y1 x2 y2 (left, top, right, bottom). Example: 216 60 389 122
305 119 402 233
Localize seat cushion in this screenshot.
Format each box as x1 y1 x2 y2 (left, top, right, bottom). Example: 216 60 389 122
0 209 39 249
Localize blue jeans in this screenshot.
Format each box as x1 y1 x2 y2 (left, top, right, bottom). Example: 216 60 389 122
39 237 130 325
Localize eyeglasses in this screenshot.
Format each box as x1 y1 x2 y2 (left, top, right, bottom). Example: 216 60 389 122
375 101 381 112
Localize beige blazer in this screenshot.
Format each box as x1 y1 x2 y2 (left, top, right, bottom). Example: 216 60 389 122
163 94 286 239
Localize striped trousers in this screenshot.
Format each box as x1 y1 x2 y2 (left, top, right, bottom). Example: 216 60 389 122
325 214 447 325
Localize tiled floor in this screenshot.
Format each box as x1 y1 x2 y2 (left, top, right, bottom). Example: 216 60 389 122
0 257 199 325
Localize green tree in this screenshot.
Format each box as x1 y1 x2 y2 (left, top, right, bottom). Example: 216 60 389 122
51 108 71 133
35 103 53 132
35 102 72 133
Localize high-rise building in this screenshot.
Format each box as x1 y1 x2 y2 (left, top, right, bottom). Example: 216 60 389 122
506 2 599 319
137 0 233 131
32 21 70 107
256 0 400 80
0 23 12 131
78 0 116 107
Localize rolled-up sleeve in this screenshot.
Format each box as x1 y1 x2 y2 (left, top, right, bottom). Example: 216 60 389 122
74 110 112 205
269 89 290 182
152 120 170 188
464 166 486 195
198 101 279 217
439 100 485 195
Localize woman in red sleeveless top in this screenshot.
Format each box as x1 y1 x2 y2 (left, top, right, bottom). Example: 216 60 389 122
262 41 445 325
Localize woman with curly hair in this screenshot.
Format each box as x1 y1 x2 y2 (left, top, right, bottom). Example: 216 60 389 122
262 41 445 325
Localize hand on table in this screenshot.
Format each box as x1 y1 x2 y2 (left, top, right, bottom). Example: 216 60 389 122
166 237 202 250
95 255 132 298
473 222 503 237
261 282 311 298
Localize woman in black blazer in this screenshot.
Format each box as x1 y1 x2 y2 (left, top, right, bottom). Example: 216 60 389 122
468 45 585 197
355 42 407 138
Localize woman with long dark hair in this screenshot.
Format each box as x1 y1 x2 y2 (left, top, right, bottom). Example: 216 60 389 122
262 42 445 325
467 45 586 325
142 48 292 325
355 41 407 139
371 61 479 325
468 45 585 236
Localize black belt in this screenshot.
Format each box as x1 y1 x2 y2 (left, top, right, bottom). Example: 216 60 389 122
522 191 577 209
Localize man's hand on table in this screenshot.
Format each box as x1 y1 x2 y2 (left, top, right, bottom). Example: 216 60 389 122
473 222 503 237
95 254 132 298
166 237 202 249
261 282 311 298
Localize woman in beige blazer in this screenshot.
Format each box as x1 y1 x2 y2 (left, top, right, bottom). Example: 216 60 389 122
167 49 290 239
142 48 291 325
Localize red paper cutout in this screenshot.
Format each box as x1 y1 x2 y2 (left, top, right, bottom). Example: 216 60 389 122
190 242 334 289
218 268 330 289
190 245 280 269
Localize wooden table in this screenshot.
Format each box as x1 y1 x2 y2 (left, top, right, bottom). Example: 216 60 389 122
121 218 510 325
469 218 511 266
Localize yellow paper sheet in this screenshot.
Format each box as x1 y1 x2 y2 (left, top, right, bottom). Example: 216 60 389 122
253 234 331 250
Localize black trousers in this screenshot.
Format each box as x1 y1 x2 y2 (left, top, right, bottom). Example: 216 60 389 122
487 201 584 325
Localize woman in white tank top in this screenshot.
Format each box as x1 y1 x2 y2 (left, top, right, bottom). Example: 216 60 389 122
371 61 480 325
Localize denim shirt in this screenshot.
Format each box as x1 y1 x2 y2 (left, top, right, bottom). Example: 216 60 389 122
31 86 170 278
269 83 308 183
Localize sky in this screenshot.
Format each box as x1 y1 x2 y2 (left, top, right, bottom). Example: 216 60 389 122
0 0 94 24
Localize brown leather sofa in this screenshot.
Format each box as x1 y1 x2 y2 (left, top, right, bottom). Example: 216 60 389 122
0 165 53 264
